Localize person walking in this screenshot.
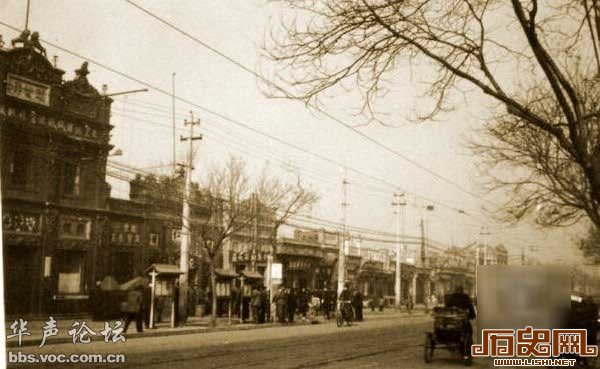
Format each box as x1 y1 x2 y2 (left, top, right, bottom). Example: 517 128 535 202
230 283 240 318
406 295 414 314
122 286 144 333
287 288 297 323
322 287 332 320
258 286 268 323
352 289 364 321
250 286 261 323
298 288 309 321
274 287 287 323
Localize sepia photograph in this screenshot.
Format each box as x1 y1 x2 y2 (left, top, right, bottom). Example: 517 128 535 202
1 0 600 368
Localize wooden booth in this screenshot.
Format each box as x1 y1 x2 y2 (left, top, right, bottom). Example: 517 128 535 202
146 264 183 328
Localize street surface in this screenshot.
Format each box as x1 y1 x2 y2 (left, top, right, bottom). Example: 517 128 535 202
7 314 499 369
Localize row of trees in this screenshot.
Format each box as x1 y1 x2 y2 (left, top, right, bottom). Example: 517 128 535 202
134 156 318 326
264 0 600 259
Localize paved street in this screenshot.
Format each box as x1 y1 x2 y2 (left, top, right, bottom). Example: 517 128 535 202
7 314 497 369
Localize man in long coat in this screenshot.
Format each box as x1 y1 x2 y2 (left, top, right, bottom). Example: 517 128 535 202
352 289 364 321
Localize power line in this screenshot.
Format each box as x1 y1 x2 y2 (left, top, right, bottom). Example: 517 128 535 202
123 0 499 207
111 101 480 215
0 21 499 232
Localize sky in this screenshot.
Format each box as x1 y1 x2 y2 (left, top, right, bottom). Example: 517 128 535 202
0 0 589 265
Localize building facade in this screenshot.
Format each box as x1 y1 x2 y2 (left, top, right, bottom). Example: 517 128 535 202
1 36 113 316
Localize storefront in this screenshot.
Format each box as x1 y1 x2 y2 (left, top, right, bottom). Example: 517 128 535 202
276 238 325 289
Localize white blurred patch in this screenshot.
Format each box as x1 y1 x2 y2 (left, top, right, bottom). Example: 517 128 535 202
477 265 570 343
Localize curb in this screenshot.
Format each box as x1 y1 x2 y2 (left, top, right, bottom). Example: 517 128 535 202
6 312 427 348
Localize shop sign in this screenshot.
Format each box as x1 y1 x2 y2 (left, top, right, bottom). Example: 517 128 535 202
6 73 51 106
3 211 41 234
0 103 101 142
271 263 283 279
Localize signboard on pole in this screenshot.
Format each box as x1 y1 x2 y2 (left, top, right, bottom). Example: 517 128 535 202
271 263 282 284
271 263 282 279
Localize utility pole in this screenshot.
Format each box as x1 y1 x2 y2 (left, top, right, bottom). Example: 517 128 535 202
252 193 259 271
392 192 406 309
172 73 177 174
337 173 349 300
25 0 31 30
179 112 202 325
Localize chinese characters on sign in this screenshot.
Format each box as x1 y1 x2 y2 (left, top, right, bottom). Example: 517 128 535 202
472 326 599 358
6 74 51 106
3 212 41 234
6 318 126 347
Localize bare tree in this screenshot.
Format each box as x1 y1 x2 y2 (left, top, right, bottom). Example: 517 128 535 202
256 167 319 247
193 156 318 326
265 0 600 229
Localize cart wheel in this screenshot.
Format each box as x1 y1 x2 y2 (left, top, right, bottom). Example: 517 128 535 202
424 333 434 363
463 334 473 366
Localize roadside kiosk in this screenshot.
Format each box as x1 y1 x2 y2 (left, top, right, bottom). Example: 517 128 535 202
240 270 264 321
145 264 183 329
214 268 239 320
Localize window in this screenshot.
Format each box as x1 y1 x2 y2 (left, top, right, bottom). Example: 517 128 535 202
63 162 80 196
7 148 31 188
149 233 160 247
171 229 181 241
57 252 86 294
59 217 91 240
110 222 141 245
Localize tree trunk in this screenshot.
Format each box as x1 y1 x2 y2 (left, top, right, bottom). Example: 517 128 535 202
209 260 217 327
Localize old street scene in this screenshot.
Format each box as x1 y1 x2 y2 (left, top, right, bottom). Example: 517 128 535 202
2 1 600 368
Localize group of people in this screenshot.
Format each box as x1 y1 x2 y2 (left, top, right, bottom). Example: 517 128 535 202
249 285 270 323
273 287 312 323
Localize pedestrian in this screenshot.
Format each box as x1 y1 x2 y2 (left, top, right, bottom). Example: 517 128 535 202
230 283 240 318
250 286 261 323
406 295 414 314
330 289 338 316
173 280 181 326
287 288 297 323
259 286 269 323
142 284 152 328
352 289 364 321
298 288 309 320
322 287 332 319
378 293 384 312
274 287 287 323
370 294 378 312
121 286 144 333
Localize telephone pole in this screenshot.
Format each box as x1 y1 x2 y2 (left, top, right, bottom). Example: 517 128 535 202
392 193 406 309
337 173 349 300
179 112 202 325
172 73 177 174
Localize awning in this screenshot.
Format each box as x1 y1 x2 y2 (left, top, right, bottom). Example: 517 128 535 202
242 270 263 280
145 263 184 276
215 268 239 279
120 276 150 291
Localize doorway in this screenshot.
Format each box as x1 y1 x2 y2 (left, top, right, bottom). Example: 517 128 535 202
4 247 36 315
